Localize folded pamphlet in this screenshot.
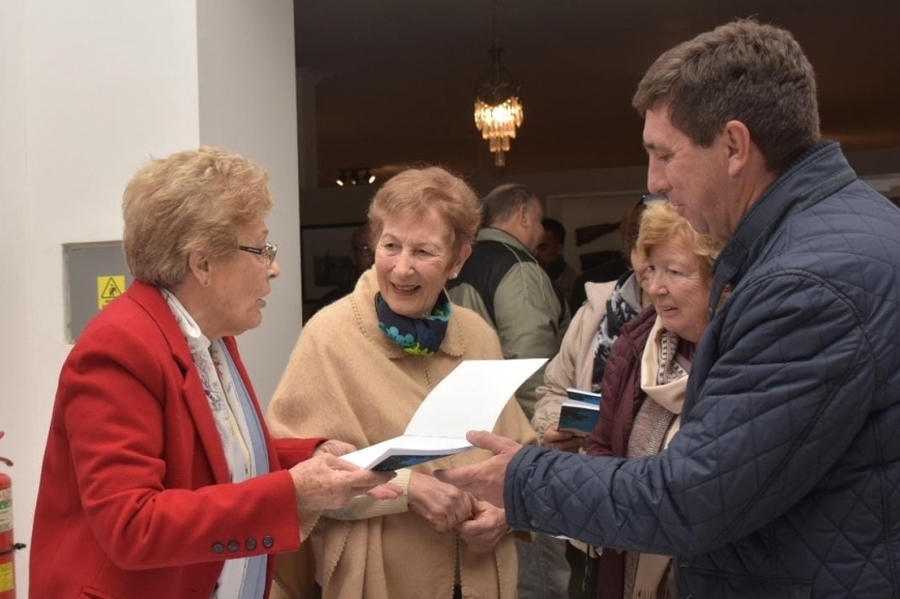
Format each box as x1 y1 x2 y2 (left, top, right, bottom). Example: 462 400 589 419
340 358 546 471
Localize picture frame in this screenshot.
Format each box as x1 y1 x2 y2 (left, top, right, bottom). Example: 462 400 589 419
301 223 365 301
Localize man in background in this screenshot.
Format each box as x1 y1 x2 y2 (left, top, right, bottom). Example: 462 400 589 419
447 183 568 420
311 222 374 316
535 217 580 312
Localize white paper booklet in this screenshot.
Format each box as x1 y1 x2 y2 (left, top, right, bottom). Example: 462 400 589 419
340 358 546 471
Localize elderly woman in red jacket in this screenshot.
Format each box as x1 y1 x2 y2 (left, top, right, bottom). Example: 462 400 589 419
30 147 395 599
586 201 721 599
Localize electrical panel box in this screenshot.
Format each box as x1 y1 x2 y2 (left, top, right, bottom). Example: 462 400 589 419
64 241 134 342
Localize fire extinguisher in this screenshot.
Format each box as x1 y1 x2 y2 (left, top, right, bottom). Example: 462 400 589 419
0 431 26 599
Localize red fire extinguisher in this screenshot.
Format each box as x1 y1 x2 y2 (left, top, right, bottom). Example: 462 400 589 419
0 432 26 599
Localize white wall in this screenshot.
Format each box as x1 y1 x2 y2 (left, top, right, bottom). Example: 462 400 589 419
0 2 299 596
197 0 302 406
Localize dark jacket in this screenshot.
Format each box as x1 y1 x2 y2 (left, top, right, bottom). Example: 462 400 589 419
585 306 656 599
504 142 900 598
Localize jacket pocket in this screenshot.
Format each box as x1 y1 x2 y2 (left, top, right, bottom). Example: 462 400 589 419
677 566 812 599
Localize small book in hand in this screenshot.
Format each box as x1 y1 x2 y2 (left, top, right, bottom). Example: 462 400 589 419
340 358 547 471
557 388 602 436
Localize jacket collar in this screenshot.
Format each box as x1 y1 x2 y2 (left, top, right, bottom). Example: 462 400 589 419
125 280 251 483
708 142 857 318
126 280 196 371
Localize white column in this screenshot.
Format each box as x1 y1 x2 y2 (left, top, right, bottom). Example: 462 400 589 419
197 0 302 406
297 67 325 189
0 2 300 596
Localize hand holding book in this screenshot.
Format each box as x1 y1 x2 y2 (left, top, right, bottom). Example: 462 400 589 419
557 388 602 437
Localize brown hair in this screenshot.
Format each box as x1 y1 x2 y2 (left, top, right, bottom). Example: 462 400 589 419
619 199 648 260
367 166 481 254
633 19 820 173
122 146 272 288
635 202 722 284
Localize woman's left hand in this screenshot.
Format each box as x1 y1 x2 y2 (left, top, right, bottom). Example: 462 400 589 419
408 472 474 532
456 499 508 553
314 439 357 457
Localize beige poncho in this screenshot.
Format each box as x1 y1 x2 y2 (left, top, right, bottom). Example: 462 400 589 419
267 269 535 599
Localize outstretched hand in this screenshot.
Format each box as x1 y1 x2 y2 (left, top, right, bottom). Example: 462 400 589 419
289 453 397 511
433 431 523 507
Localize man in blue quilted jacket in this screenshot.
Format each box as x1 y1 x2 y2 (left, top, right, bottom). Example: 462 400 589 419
438 18 900 599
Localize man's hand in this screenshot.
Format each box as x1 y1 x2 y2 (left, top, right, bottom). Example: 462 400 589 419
408 472 474 532
289 453 396 511
457 499 509 553
543 426 583 452
433 431 523 507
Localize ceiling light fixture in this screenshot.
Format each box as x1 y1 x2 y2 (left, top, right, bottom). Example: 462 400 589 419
474 0 523 168
335 168 376 187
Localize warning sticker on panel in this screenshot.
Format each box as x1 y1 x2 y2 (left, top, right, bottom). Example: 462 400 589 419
98 275 126 309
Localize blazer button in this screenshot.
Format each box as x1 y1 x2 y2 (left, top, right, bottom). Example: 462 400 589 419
212 542 224 554
245 537 258 551
262 535 274 549
227 540 240 552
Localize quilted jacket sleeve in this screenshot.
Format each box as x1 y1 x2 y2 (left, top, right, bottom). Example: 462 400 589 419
504 269 873 555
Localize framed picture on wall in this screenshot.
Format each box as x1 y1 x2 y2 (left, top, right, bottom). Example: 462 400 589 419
300 223 365 301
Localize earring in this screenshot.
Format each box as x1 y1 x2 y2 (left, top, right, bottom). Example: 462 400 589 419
203 279 210 287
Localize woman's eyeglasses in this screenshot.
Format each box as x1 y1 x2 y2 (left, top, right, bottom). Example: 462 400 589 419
237 241 278 265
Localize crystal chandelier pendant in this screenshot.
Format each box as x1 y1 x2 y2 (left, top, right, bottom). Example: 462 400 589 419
473 1 523 167
474 72 523 166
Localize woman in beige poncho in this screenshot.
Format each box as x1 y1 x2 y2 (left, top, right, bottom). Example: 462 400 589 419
267 166 535 599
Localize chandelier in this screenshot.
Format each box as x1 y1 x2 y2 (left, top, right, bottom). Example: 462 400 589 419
474 0 523 168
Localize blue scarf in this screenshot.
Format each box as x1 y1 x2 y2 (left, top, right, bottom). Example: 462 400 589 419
375 291 451 356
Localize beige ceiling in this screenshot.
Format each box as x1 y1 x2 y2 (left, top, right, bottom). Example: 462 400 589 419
294 0 900 187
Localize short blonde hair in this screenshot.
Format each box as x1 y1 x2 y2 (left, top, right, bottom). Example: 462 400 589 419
635 202 722 284
367 166 481 254
122 146 272 288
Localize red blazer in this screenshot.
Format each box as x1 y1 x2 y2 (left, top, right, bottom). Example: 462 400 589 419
30 281 322 599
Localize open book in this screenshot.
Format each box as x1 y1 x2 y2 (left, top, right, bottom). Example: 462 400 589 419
557 388 602 436
340 358 546 471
